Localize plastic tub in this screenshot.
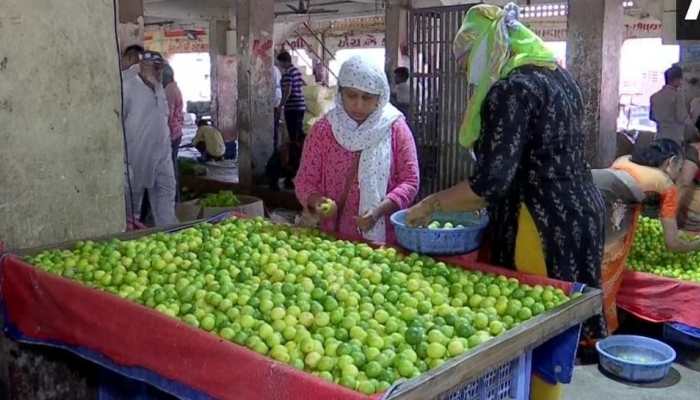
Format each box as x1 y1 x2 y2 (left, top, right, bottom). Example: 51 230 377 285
390 210 489 256
663 322 700 349
596 335 676 382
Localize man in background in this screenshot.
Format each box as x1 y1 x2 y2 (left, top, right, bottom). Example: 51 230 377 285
192 120 226 162
122 51 177 227
393 67 411 116
688 78 700 136
121 44 144 79
277 51 306 189
163 64 184 202
278 51 306 144
163 65 184 164
651 66 691 145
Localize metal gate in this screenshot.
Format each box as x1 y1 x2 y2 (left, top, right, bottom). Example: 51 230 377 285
408 4 472 199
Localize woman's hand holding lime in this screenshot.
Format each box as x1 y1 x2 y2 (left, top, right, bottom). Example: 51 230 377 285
314 197 337 219
356 209 380 233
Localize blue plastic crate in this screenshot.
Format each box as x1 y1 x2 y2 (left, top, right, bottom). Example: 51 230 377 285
97 348 531 400
390 210 489 256
663 322 700 349
436 350 532 400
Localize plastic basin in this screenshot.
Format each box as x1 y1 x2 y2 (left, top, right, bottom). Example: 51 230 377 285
390 210 489 256
663 322 700 350
596 335 676 382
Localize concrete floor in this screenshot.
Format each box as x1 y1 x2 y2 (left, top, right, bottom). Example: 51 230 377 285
566 338 700 400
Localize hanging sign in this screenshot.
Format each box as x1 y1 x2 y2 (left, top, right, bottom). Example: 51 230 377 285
144 26 209 55
526 16 662 42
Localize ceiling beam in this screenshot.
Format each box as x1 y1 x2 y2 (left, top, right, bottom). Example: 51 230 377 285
144 0 231 21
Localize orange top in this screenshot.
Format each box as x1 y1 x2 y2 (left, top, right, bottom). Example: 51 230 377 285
611 156 678 219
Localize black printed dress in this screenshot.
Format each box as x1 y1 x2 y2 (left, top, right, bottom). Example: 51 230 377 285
470 65 606 338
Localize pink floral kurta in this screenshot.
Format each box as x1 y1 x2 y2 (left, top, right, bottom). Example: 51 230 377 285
295 117 420 244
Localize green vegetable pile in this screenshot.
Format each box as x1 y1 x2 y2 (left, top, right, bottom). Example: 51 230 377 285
201 191 240 208
178 159 206 176
628 216 700 283
27 218 569 395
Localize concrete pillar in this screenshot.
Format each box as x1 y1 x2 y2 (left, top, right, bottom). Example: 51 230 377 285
0 0 125 249
209 19 238 142
385 0 410 82
566 0 623 168
1 0 124 393
236 0 275 187
679 43 700 105
118 0 142 23
117 0 144 51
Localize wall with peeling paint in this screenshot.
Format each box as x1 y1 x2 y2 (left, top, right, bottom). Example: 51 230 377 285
566 0 623 168
237 0 275 186
0 0 125 250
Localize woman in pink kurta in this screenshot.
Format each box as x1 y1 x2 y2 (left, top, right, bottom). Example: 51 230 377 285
295 56 419 244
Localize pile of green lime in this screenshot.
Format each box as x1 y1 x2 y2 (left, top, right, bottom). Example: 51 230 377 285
27 218 569 394
628 216 700 283
426 221 467 230
201 191 240 208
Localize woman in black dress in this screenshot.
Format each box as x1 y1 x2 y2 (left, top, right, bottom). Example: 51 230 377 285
406 4 605 399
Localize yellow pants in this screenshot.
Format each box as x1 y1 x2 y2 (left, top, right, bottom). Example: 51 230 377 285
514 205 563 400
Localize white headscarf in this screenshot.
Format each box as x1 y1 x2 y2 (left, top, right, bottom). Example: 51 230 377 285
327 56 403 243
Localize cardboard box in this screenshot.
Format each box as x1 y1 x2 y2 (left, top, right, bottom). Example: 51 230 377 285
176 200 202 222
201 195 264 219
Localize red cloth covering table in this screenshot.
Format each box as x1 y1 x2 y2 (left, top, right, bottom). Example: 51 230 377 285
617 269 700 329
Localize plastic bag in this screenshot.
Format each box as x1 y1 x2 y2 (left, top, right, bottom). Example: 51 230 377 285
304 115 321 134
295 209 320 228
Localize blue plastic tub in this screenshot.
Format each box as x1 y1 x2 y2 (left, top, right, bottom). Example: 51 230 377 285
663 322 700 349
390 210 489 256
596 335 676 382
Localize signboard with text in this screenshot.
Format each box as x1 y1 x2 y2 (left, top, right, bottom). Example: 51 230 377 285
527 16 663 42
285 32 386 53
144 27 209 55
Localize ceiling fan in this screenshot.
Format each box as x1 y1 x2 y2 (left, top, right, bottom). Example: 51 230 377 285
275 0 339 17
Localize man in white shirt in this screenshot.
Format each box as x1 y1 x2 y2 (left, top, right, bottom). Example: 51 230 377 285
273 64 283 149
122 51 178 227
691 96 700 129
650 66 691 144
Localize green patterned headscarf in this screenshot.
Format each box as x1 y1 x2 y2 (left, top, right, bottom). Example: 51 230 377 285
453 3 557 148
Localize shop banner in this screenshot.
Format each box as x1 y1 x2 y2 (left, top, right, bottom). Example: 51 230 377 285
527 16 662 42
145 27 209 55
285 31 386 53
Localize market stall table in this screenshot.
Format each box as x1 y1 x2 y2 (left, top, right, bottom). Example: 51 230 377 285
617 269 700 345
0 219 601 400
